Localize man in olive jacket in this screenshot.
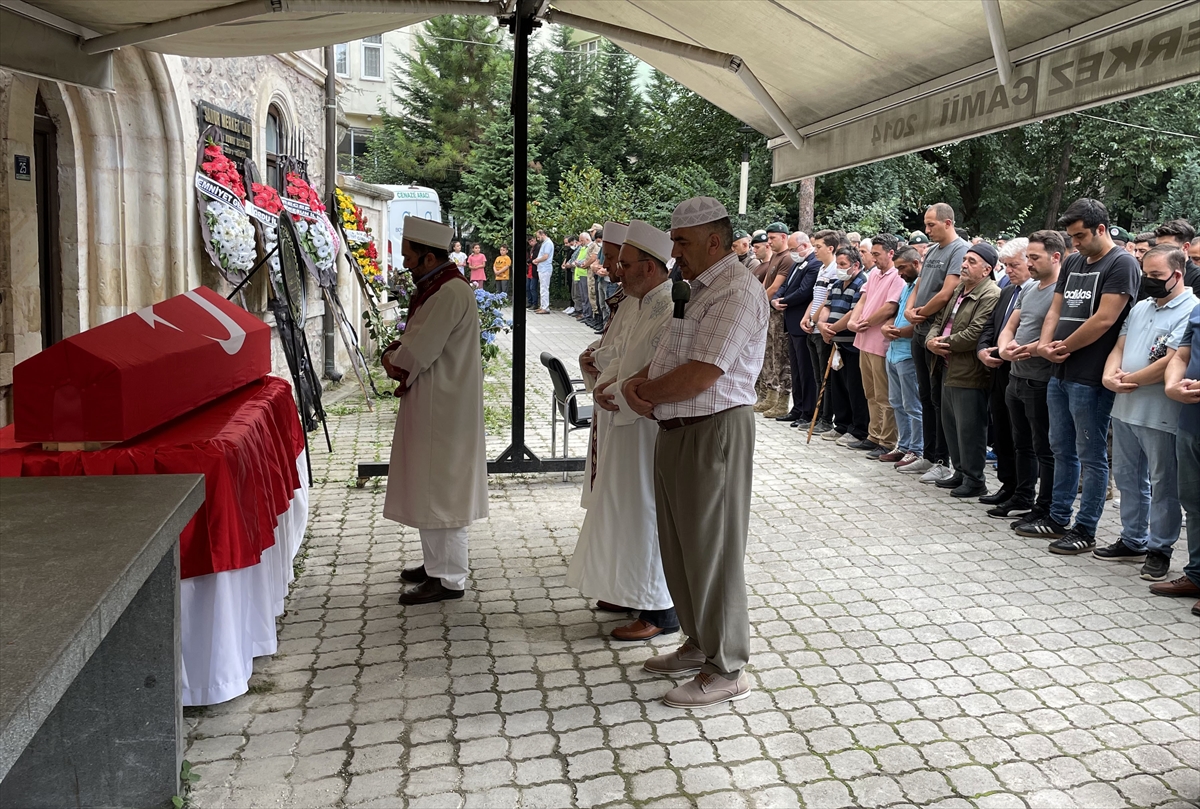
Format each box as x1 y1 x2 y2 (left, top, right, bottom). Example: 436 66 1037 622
926 243 1002 497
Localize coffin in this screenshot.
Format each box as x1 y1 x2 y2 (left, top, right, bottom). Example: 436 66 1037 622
14 287 270 442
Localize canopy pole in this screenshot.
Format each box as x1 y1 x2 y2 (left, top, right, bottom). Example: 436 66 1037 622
490 0 546 472
981 0 1014 86
80 0 502 55
542 8 803 150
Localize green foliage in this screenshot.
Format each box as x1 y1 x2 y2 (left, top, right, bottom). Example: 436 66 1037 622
533 163 638 242
361 16 511 205
173 760 201 808
532 26 597 191
589 40 643 177
1162 156 1200 223
451 108 548 251
821 198 906 237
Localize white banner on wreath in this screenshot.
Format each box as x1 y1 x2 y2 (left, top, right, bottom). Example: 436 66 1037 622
244 202 277 227
282 197 318 221
195 173 243 209
343 228 371 245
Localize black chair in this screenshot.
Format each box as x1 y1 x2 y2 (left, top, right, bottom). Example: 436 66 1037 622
540 352 592 463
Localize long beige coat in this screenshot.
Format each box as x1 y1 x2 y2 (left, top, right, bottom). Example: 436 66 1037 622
383 280 488 529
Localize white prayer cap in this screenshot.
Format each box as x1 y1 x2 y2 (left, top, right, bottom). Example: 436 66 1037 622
671 196 729 230
403 217 453 250
603 221 628 246
624 220 673 267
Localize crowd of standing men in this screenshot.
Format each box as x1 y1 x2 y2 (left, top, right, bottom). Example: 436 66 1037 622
736 201 1200 617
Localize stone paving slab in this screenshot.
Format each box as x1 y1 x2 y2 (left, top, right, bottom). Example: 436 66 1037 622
184 308 1200 809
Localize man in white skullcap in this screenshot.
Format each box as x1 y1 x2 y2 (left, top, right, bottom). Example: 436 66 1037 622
579 222 631 525
382 217 488 605
569 221 678 641
623 197 769 708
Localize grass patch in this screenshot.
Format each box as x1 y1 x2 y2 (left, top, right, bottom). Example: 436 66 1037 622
484 350 514 435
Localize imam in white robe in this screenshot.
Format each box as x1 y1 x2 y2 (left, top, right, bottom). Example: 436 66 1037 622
568 280 674 610
384 279 488 529
580 300 636 509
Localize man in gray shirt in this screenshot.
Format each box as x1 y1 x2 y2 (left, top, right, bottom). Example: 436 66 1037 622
906 203 970 482
998 230 1064 526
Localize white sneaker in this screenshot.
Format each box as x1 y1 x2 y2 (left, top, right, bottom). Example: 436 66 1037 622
821 428 842 441
898 456 933 474
835 432 857 447
564 306 576 314
919 462 954 484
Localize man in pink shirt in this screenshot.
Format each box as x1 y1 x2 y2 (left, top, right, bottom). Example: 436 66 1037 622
848 233 906 457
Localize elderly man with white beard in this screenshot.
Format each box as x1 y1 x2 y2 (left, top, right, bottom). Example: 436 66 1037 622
568 221 679 640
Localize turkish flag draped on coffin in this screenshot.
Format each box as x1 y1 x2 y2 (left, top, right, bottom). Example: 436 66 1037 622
14 287 272 442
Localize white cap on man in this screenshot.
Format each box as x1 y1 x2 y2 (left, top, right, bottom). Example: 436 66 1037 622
624 220 673 266
603 221 629 246
403 217 454 250
671 196 729 230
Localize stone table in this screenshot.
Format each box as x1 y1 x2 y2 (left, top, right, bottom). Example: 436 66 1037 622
0 474 205 808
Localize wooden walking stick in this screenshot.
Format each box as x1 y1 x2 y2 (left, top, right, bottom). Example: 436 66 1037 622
806 345 837 444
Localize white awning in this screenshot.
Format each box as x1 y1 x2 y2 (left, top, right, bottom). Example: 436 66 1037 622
3 0 1196 177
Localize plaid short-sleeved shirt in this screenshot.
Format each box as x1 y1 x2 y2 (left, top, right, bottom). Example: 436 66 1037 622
649 253 770 419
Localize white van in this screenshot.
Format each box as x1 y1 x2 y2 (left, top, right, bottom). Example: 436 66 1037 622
377 184 442 270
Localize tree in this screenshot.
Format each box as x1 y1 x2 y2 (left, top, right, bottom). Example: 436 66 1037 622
589 40 643 177
1162 157 1200 223
531 25 596 191
452 108 549 251
361 16 510 207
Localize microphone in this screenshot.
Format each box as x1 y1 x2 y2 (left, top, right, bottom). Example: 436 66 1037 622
672 281 691 319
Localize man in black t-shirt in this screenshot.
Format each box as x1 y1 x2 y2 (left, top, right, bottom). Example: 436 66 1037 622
1017 199 1139 554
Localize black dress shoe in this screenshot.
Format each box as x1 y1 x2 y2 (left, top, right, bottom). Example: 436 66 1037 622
775 410 802 422
978 490 1014 505
399 579 465 605
400 565 427 584
987 499 1034 519
951 483 988 498
936 474 964 489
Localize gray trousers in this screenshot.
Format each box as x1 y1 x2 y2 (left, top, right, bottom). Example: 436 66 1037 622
654 406 755 676
942 385 989 489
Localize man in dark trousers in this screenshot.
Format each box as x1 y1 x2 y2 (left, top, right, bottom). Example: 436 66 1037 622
976 238 1031 509
773 237 822 426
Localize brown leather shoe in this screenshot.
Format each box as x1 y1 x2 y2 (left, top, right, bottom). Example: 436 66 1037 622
611 618 679 641
1149 576 1200 598
399 579 464 605
596 600 631 612
877 451 905 463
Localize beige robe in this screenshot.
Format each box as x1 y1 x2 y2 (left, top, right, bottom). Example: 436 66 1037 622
383 280 488 529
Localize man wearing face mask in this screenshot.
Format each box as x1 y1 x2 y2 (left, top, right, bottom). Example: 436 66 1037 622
1097 244 1196 582
383 219 488 605
925 244 1001 498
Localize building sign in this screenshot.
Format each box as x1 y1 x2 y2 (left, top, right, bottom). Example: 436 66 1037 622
197 101 253 164
773 5 1200 182
14 155 30 181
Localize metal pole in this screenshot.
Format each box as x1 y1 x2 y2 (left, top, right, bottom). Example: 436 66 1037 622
491 0 547 470
738 146 749 216
323 45 342 382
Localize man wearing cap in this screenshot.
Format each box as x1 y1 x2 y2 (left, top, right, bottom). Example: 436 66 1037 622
925 243 1001 498
579 222 632 515
909 231 930 259
749 231 770 275
570 221 679 641
383 219 488 605
757 222 795 418
733 230 754 270
622 197 769 709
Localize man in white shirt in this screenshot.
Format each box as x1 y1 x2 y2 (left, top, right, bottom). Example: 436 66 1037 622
534 229 554 314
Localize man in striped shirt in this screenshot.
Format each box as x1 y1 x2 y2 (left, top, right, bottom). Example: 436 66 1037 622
622 196 768 709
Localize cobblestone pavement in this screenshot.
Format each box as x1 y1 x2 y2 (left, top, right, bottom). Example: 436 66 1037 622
185 307 1200 809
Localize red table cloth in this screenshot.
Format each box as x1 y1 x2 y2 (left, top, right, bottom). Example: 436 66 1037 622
0 377 304 579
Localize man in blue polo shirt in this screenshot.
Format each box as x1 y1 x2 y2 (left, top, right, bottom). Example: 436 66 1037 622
1095 245 1196 581
1154 279 1200 616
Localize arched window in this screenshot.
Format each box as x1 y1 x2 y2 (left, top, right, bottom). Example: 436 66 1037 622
265 105 285 189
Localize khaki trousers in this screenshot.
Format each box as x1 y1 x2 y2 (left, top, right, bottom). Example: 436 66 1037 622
654 406 755 676
585 266 599 315
860 350 896 448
